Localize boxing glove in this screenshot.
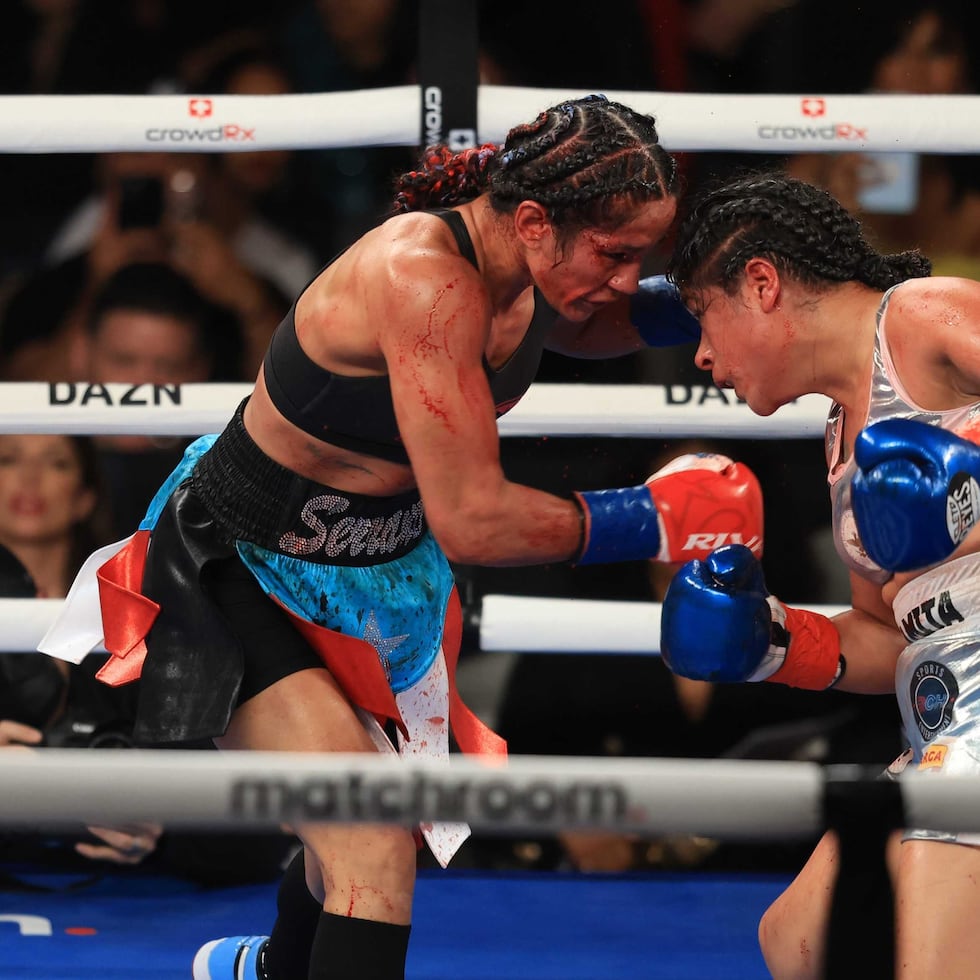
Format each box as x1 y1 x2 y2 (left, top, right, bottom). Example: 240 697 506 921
853 418 980 572
574 453 763 565
660 544 844 689
630 275 701 347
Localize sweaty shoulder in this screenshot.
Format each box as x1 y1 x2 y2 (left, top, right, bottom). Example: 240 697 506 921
374 212 491 330
886 277 980 403
887 276 980 327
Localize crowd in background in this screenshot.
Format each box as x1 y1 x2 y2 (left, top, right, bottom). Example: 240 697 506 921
0 0 978 878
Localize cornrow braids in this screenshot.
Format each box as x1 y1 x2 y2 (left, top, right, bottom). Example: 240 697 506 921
491 94 678 241
667 172 931 296
389 95 679 237
390 143 499 215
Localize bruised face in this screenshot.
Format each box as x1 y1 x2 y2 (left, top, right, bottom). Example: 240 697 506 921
531 197 677 320
689 283 797 417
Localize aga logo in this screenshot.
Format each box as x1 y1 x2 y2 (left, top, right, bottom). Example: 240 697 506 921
918 743 948 770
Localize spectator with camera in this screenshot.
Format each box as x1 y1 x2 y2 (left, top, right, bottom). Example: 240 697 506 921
0 431 108 726
1 144 285 384
0 441 293 883
0 432 156 867
2 30 318 386
70 261 244 539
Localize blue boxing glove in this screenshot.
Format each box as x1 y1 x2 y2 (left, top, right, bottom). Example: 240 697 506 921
661 544 773 683
853 418 980 572
630 275 701 347
661 544 844 689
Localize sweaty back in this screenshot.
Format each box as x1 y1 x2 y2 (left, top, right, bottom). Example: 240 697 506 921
262 210 555 464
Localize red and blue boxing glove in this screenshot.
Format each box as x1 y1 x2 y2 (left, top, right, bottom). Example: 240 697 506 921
852 418 980 572
630 275 700 347
573 454 763 565
660 544 845 689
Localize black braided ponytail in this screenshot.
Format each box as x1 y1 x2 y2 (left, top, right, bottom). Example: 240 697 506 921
667 172 931 295
390 144 499 215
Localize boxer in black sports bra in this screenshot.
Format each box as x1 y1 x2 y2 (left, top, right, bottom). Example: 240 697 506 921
262 210 555 464
49 95 759 980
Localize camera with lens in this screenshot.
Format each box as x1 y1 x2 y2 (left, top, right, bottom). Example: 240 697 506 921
41 715 135 750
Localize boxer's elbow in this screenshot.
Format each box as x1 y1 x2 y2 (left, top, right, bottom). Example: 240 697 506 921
425 489 507 564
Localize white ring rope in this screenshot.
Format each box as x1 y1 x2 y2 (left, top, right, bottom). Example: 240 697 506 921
0 87 977 154
0 749 971 838
0 78 915 859
0 598 66 653
479 596 847 654
2 46 954 884
0 382 832 438
0 751 826 836
0 595 848 655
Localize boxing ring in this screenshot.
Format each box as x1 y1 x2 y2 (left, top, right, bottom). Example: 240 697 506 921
2 749 980 979
3 9 980 973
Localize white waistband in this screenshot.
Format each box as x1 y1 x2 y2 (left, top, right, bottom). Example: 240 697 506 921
892 552 980 637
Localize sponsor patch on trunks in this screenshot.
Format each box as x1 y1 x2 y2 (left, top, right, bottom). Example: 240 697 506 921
918 743 949 770
910 661 959 742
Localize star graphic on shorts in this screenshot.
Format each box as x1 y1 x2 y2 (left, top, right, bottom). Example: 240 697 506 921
362 610 410 682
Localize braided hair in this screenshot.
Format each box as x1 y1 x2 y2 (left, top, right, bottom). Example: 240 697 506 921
666 172 931 296
390 95 678 238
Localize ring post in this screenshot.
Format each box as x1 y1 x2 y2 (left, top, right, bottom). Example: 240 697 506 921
418 0 479 151
822 765 904 979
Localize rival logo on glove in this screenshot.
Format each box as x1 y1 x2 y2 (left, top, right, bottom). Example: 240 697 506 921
649 453 764 562
947 472 980 547
574 453 763 565
680 531 763 555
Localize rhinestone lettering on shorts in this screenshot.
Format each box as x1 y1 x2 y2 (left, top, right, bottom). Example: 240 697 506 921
278 495 425 559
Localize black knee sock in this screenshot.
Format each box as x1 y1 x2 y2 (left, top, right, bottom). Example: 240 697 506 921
308 912 411 980
263 849 323 980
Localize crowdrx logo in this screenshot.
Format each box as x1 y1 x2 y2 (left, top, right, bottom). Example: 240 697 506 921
756 97 868 143
144 98 255 144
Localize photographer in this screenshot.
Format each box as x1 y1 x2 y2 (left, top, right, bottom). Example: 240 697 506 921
0 508 160 870
1 649 296 885
0 480 293 885
0 148 286 385
0 642 162 869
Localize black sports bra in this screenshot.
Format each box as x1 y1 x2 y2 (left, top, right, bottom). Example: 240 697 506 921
262 209 556 465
